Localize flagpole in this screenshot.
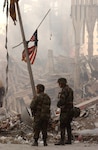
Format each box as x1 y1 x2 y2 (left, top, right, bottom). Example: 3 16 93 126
15 1 36 97
12 8 51 48
36 9 51 30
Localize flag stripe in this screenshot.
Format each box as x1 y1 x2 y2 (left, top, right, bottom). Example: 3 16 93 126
29 47 37 64
22 46 37 64
30 36 35 42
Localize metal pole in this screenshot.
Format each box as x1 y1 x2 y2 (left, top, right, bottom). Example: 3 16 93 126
15 1 36 97
36 9 51 30
13 9 51 47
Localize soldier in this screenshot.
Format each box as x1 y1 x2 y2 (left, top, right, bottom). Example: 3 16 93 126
30 84 51 146
55 78 73 145
0 81 5 107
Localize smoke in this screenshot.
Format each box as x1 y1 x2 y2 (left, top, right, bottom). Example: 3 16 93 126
10 0 72 58
0 0 72 63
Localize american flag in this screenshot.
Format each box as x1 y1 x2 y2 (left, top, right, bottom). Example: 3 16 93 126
22 30 38 64
30 30 37 42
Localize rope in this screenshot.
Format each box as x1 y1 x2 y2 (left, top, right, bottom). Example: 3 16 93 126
4 0 9 112
12 41 23 49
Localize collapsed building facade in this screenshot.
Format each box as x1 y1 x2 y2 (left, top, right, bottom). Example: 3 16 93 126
71 0 98 95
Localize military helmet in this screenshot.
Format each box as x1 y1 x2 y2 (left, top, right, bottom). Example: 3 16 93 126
36 84 45 92
57 78 67 85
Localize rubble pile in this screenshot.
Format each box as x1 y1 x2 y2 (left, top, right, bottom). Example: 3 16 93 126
0 108 34 144
73 104 98 130
0 102 98 144
71 104 98 143
48 103 98 144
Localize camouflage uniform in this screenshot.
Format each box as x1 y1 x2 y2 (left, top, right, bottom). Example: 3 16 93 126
30 92 51 145
57 85 73 144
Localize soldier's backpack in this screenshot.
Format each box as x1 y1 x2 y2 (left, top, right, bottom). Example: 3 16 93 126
72 106 81 118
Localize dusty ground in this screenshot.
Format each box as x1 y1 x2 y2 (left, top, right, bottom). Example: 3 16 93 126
0 143 98 150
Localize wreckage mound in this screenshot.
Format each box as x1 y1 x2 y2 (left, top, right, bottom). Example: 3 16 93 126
0 101 98 144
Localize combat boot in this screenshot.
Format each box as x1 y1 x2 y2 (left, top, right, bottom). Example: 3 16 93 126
65 140 72 144
32 139 38 146
44 142 48 146
43 139 48 146
55 140 65 145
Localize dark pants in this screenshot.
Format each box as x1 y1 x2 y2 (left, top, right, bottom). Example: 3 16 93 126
33 118 49 142
60 112 72 143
